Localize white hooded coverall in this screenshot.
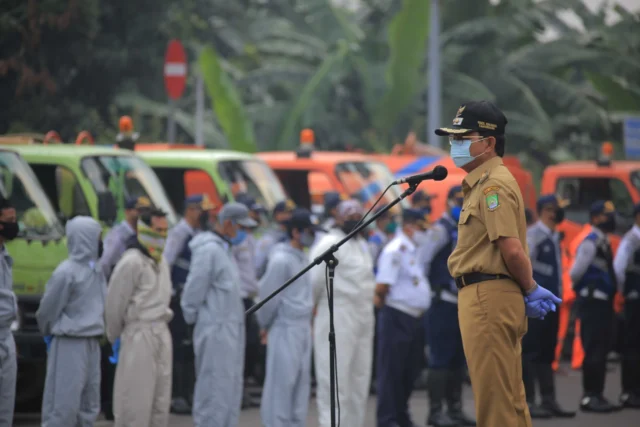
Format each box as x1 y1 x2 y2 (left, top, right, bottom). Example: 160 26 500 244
36 216 107 427
309 228 376 427
105 247 174 427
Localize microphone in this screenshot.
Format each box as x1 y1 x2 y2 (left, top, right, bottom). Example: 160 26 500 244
391 165 448 185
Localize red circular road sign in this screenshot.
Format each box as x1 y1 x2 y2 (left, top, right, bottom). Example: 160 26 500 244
164 40 187 100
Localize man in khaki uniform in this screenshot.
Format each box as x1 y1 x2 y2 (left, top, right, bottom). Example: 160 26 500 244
435 100 562 427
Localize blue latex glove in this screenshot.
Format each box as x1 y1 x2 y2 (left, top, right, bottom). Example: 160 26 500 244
524 299 551 319
43 336 53 352
525 283 562 319
109 338 120 365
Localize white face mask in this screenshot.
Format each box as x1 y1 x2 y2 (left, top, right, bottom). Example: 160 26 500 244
449 137 490 168
412 230 429 246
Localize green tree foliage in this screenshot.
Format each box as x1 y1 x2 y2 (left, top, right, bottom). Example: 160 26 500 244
1 0 639 161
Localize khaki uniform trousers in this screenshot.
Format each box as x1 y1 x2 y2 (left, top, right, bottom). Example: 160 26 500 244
458 279 532 427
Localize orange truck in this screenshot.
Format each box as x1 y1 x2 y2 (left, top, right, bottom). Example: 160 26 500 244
258 131 410 217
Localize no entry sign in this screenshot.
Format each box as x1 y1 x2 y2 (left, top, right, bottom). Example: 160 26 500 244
164 40 187 100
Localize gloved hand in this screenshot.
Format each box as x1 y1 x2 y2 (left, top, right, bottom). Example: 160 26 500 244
109 338 120 365
43 335 53 352
524 283 562 319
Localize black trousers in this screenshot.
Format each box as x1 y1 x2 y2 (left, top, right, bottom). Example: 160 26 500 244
100 341 115 417
523 309 559 364
169 291 195 403
578 297 614 396
622 299 640 394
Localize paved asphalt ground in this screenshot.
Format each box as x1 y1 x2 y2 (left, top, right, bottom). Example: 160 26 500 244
14 363 636 426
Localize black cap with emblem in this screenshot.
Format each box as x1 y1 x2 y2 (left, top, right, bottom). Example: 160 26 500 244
435 100 508 136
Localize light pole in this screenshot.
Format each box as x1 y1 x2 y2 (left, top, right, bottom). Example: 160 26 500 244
427 0 442 148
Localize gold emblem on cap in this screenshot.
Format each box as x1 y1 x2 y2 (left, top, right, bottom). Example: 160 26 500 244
136 196 151 207
201 194 215 210
285 199 296 210
555 195 570 208
456 105 465 117
604 201 615 212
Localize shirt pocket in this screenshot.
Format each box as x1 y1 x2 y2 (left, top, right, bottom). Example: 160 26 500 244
456 207 483 249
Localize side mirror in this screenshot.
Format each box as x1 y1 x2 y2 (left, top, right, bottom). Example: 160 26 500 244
97 192 117 224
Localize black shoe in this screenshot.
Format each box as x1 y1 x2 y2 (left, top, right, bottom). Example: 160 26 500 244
448 407 475 426
620 392 640 409
580 395 616 413
427 411 459 426
103 410 114 421
171 397 191 414
541 399 576 418
528 402 552 418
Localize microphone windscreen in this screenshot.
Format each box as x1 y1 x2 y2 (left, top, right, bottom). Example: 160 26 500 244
433 165 448 181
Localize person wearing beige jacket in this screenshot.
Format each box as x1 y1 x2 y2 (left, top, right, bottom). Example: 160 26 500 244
105 209 173 427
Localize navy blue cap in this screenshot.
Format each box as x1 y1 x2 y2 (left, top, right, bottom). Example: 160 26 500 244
590 200 615 216
287 208 325 232
447 185 463 200
235 193 265 213
273 199 296 216
324 192 346 211
125 196 152 210
184 194 215 210
412 190 434 203
402 208 428 224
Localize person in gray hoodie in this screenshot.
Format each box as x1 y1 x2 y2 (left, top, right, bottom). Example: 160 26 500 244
257 208 321 427
181 202 257 427
36 216 107 426
0 197 19 427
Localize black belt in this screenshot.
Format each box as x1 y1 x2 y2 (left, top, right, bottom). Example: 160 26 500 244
454 273 510 290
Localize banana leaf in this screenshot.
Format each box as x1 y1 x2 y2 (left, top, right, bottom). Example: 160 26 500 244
374 0 430 134
199 46 258 153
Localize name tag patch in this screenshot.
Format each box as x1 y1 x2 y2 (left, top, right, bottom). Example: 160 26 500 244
486 193 499 211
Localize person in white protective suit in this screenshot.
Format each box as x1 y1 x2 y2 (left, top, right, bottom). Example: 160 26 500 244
36 216 107 426
105 209 173 427
309 199 376 427
181 202 256 427
257 208 322 427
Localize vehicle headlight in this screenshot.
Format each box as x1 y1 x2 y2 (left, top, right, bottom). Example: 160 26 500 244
10 307 20 332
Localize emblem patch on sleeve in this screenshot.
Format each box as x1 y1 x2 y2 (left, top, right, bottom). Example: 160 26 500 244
485 193 499 211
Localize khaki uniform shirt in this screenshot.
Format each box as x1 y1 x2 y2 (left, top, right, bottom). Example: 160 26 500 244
448 156 528 278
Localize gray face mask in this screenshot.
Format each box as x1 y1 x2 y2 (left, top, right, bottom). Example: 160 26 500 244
299 230 315 248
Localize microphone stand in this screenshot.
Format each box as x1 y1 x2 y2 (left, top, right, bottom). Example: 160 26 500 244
246 181 421 427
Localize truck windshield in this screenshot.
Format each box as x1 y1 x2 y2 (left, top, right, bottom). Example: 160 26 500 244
335 161 409 214
81 155 178 225
0 151 64 238
218 159 287 211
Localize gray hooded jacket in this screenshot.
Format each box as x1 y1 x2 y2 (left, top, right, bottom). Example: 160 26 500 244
36 216 107 337
181 231 244 327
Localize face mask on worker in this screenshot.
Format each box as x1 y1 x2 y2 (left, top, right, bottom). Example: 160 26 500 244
299 230 315 248
553 208 565 224
451 206 462 222
137 221 166 263
341 219 360 235
450 137 490 168
0 221 19 240
599 214 616 233
384 220 398 234
231 229 247 246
